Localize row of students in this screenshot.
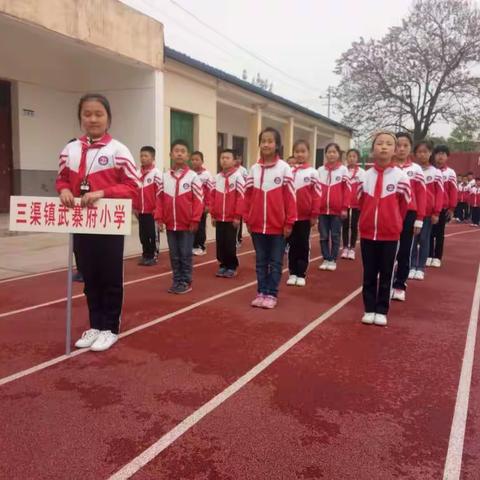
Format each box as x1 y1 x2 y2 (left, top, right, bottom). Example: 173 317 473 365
457 174 480 225
56 93 462 352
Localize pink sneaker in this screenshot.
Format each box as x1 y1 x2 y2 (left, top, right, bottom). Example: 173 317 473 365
262 295 278 309
251 293 265 307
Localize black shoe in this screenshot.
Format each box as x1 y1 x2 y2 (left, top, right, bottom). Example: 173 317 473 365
216 267 227 277
143 258 157 266
72 271 84 282
174 283 192 294
138 257 146 266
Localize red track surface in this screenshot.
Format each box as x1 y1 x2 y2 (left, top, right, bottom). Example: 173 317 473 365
0 224 479 479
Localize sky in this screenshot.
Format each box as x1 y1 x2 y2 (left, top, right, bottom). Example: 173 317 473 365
121 0 451 136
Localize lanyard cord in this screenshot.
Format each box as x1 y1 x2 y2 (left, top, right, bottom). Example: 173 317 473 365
83 146 104 182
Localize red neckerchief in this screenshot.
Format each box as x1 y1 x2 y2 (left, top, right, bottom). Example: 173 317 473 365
140 165 155 180
193 166 206 174
397 159 412 169
325 161 340 185
221 167 237 193
348 165 359 179
170 166 190 197
78 133 112 180
257 155 280 169
293 162 310 180
373 161 393 200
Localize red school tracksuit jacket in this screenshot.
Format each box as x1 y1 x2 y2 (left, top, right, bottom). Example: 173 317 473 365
422 165 444 217
154 167 204 231
244 157 297 235
397 160 427 228
470 184 480 207
357 164 412 241
210 167 245 222
292 163 322 220
347 165 366 209
56 134 139 199
317 162 351 215
133 165 162 214
194 167 214 210
458 182 470 204
439 166 458 211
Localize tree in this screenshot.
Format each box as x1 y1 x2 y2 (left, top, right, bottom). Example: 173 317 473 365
447 120 479 151
334 0 480 143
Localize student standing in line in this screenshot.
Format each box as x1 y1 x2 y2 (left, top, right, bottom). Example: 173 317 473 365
341 148 365 261
391 132 426 302
244 127 297 309
357 131 411 327
133 146 162 266
56 93 139 351
235 153 248 248
409 141 443 280
317 143 351 271
155 140 203 294
286 140 321 287
191 151 213 256
470 177 480 227
210 149 245 277
456 175 470 223
428 145 458 268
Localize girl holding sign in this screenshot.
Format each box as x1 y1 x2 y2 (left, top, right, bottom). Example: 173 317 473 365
56 93 139 352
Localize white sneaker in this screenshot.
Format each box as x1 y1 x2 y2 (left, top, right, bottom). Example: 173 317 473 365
347 249 355 260
426 257 433 267
362 312 375 325
408 269 417 280
296 277 306 287
74 329 100 349
374 314 388 326
415 270 425 280
319 260 329 270
340 248 349 259
431 258 442 268
392 289 406 302
90 330 118 352
193 248 206 256
286 274 297 286
326 261 337 271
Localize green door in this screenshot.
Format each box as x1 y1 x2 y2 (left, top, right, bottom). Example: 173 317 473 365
171 109 194 146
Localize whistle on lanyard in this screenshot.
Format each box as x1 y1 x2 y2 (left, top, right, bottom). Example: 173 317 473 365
80 178 91 196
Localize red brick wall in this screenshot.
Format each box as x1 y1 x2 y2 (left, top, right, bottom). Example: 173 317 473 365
449 152 480 176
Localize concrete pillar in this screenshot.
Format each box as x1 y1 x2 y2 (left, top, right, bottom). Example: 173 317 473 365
248 106 262 167
310 126 318 164
226 133 233 149
162 105 171 172
153 70 165 171
283 116 294 159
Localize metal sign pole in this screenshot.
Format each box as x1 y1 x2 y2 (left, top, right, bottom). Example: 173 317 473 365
66 233 74 355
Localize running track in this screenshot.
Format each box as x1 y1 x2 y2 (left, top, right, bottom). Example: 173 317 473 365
0 224 479 479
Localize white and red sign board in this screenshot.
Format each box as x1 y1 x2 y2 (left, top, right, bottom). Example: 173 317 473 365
9 196 132 235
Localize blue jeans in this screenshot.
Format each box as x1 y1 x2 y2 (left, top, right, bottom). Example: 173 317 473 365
410 217 432 272
166 230 194 285
251 233 285 297
318 215 342 261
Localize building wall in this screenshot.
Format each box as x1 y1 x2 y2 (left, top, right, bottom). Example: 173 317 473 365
0 0 164 69
164 65 217 173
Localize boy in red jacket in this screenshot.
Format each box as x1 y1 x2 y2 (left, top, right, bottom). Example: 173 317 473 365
210 149 245 277
191 151 213 256
358 132 411 327
154 140 203 294
317 143 351 271
244 127 297 309
133 146 161 266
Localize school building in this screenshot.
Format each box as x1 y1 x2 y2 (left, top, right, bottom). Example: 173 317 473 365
0 0 352 213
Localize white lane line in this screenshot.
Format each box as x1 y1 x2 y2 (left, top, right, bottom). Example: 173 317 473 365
0 255 323 387
0 249 254 319
0 234 323 319
108 285 362 480
445 229 480 238
443 263 480 480
0 236 222 284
